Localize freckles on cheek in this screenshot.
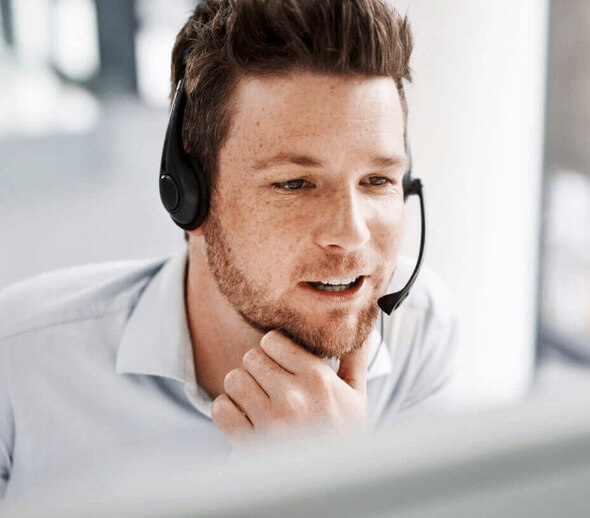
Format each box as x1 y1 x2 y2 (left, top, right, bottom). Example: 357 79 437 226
374 211 405 257
227 196 296 263
253 208 298 253
252 209 303 281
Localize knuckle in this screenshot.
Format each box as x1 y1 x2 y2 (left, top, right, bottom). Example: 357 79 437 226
283 389 307 413
307 366 332 395
308 364 328 382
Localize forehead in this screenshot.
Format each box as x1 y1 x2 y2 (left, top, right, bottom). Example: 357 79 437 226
223 72 405 159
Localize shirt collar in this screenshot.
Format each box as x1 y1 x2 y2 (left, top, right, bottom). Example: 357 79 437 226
116 249 392 385
366 321 393 381
116 250 194 384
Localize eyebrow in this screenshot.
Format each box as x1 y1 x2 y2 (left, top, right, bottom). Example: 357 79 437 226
252 153 324 171
251 152 407 171
370 156 407 169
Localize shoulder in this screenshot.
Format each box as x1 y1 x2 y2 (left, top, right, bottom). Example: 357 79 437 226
0 257 167 343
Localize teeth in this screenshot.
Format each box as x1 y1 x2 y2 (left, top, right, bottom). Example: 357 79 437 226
315 284 350 292
308 276 361 293
320 277 358 286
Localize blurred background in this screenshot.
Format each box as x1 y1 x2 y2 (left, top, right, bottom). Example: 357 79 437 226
0 0 588 411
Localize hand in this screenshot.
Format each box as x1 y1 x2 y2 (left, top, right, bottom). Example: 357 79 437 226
211 330 369 448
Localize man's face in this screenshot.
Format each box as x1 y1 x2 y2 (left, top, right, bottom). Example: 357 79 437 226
202 72 407 358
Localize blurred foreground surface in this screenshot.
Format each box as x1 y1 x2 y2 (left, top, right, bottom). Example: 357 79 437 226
3 386 590 518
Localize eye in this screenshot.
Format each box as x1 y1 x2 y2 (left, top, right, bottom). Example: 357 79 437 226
363 176 394 187
272 179 312 193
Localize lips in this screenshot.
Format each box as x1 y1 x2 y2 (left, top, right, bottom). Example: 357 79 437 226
301 275 366 299
307 276 362 292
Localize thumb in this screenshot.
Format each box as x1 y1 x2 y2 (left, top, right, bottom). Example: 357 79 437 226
337 343 369 391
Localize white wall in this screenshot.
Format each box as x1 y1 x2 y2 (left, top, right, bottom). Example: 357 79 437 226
391 1 549 409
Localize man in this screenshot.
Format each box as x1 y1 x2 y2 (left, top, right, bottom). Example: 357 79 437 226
0 0 456 501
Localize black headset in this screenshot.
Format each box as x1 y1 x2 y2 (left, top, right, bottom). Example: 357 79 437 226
159 77 426 315
159 78 209 230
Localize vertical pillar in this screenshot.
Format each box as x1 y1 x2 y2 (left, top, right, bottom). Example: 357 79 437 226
94 0 137 94
391 1 549 409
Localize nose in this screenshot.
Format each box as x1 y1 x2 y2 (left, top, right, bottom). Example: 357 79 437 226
314 188 371 252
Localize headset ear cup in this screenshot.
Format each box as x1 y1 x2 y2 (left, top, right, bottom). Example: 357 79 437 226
173 154 209 230
159 78 210 230
160 174 181 212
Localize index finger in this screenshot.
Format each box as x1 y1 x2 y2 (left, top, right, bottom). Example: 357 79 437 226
259 330 323 375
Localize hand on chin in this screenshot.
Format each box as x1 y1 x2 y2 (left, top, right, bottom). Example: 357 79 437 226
211 330 369 448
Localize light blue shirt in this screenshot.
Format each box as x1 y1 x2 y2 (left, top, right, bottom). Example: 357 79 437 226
0 250 457 502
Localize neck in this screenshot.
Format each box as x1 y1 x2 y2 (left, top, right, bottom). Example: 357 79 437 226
185 237 263 399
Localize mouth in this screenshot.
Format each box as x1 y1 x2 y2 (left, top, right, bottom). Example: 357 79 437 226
301 276 366 299
307 276 363 292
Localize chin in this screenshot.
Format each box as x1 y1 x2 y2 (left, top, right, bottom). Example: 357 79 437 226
278 305 379 359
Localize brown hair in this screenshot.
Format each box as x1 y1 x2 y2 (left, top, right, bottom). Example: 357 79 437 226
171 0 413 191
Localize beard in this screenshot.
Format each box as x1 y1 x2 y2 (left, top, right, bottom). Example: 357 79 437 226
203 210 381 358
